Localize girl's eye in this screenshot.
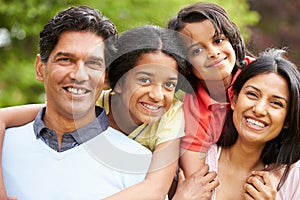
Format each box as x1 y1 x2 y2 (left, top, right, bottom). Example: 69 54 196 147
137 77 151 85
214 38 224 44
164 81 177 91
190 47 204 56
245 91 258 99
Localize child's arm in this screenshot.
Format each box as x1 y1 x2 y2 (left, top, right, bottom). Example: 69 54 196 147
0 104 43 199
104 139 180 200
0 104 43 127
180 150 206 177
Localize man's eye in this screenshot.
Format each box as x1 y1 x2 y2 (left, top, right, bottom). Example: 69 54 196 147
86 61 104 70
58 58 71 62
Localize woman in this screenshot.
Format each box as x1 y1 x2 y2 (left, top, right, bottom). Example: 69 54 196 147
174 48 300 199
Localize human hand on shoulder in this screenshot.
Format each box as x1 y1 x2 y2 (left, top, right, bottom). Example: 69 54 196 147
172 165 219 200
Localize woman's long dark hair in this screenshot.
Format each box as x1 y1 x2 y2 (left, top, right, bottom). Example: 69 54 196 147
218 48 300 190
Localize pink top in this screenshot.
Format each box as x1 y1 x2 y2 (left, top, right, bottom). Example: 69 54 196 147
206 144 300 200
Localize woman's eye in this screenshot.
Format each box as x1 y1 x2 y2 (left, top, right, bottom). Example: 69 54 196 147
271 100 284 108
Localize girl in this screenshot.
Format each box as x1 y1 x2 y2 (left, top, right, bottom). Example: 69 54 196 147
167 2 255 177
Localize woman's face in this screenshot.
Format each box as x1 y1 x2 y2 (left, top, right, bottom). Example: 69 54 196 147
180 19 236 82
115 52 178 125
231 73 290 146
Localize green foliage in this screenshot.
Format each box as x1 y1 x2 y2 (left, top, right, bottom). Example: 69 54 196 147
0 0 259 107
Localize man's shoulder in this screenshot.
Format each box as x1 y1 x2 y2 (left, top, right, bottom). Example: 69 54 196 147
101 127 152 154
6 121 34 133
85 127 152 173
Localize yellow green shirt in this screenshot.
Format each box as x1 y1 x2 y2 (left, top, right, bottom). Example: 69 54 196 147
96 89 185 152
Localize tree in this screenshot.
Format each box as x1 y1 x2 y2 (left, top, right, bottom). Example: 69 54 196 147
0 0 258 107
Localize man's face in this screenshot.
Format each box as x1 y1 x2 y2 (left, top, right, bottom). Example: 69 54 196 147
36 31 105 121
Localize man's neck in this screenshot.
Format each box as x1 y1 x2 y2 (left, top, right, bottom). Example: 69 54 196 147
43 107 96 148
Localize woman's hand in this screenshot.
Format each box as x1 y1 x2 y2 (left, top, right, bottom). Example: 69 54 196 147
243 171 277 200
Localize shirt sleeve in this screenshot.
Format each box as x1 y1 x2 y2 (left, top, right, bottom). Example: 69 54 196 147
155 98 185 146
278 161 300 199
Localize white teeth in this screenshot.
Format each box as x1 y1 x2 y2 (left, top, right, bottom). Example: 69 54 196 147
246 118 266 128
143 103 159 110
67 87 86 95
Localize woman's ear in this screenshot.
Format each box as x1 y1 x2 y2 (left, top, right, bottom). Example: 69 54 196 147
35 54 45 82
231 94 237 110
283 121 289 129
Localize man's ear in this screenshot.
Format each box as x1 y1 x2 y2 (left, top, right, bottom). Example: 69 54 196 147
231 94 237 110
35 54 45 82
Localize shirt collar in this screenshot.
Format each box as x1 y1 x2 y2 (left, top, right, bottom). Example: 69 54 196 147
33 106 109 144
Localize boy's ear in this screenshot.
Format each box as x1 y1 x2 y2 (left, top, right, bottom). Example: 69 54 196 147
35 54 45 82
231 94 237 110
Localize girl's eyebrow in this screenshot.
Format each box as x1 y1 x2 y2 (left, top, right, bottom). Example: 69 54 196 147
245 85 288 103
135 71 178 80
187 43 201 51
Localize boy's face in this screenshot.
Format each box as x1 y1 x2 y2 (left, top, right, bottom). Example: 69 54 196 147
180 19 236 83
36 31 106 121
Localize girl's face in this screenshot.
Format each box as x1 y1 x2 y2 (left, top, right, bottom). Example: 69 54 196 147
115 52 178 125
231 73 290 146
180 19 236 82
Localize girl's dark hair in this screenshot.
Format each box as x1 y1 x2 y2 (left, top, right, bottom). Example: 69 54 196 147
218 48 300 190
167 2 247 92
108 25 188 91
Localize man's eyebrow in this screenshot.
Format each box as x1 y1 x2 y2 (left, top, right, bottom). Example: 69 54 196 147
54 52 75 59
87 55 104 62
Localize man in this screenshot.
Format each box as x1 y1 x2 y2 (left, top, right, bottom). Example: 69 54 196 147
2 6 151 200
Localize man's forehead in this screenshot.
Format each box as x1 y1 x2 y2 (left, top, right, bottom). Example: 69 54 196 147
53 31 105 57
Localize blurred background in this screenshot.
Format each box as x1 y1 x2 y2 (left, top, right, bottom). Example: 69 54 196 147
0 0 299 107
